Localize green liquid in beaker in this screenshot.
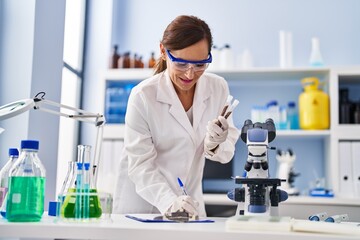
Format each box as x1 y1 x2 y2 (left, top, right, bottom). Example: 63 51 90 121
60 188 102 218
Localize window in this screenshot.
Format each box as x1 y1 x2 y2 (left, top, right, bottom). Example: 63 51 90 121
56 0 87 194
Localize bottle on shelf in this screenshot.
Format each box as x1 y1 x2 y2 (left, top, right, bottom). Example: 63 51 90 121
109 44 120 69
6 140 46 222
134 54 144 68
122 52 131 68
354 102 360 124
309 37 324 66
287 101 299 129
266 100 280 129
0 148 19 218
207 45 220 71
339 88 353 124
279 30 293 68
137 56 144 68
220 44 234 70
148 52 156 68
299 77 329 130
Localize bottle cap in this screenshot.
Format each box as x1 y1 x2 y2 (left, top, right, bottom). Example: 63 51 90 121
266 100 278 107
48 201 59 216
21 140 39 150
9 148 19 156
288 101 296 108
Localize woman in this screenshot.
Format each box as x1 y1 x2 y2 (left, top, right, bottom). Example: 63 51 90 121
113 15 239 218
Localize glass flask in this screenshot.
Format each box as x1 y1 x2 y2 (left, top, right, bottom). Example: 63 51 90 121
60 145 102 219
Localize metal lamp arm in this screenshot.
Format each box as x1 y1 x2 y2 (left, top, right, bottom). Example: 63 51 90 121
34 98 105 126
33 94 105 188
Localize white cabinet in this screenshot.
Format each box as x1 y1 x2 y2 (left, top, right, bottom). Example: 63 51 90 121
101 67 360 204
328 67 360 197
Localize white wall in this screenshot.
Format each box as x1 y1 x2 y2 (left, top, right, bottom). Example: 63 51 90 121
0 0 65 208
112 0 360 67
80 0 114 146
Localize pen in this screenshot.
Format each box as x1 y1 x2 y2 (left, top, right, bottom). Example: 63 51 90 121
177 177 188 195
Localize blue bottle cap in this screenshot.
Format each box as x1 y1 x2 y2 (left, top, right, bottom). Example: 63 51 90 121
21 140 39 150
288 101 296 108
266 100 278 107
48 201 59 216
8 148 19 156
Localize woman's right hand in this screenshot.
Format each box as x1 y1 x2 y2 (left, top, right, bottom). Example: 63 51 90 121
167 195 199 217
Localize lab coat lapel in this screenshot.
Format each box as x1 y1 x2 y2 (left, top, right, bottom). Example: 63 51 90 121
157 71 197 144
192 75 211 133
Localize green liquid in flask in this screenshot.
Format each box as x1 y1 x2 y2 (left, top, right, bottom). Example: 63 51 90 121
60 188 102 218
6 176 45 222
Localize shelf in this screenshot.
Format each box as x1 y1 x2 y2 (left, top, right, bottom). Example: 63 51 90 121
102 124 331 140
105 68 153 80
103 124 125 140
209 67 330 81
104 67 330 82
276 130 331 138
335 125 360 140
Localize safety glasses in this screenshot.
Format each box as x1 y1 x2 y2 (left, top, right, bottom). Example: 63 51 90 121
166 49 212 72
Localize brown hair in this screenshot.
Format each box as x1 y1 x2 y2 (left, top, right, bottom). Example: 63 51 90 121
154 15 213 75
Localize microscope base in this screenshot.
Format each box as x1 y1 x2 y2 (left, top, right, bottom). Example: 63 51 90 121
226 215 293 232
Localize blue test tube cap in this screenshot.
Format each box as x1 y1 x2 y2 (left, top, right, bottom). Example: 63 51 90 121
84 163 90 170
76 162 83 170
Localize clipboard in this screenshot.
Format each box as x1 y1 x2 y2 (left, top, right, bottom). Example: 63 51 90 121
125 215 214 223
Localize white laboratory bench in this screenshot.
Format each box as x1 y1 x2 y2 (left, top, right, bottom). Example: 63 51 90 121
0 214 359 240
204 194 360 221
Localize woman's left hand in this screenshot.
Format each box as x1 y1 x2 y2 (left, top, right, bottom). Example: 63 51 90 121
204 116 229 156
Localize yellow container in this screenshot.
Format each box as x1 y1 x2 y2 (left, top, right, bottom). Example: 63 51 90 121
299 77 330 129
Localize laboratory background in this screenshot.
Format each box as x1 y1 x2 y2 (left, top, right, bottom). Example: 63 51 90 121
1 0 360 220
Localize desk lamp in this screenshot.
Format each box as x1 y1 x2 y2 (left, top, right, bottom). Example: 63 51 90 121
0 91 106 188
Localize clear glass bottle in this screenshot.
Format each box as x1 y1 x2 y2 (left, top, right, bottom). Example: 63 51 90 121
287 101 299 129
6 140 46 222
0 148 19 218
266 100 280 129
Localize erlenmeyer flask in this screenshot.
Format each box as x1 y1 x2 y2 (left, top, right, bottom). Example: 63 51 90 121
60 145 102 219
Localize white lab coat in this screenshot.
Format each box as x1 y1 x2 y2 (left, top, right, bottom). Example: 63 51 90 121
113 70 239 217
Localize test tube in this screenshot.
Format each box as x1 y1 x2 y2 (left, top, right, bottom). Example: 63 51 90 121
75 162 83 219
83 163 90 220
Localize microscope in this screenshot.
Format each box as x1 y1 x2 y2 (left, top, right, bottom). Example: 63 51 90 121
276 149 300 196
228 119 288 216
